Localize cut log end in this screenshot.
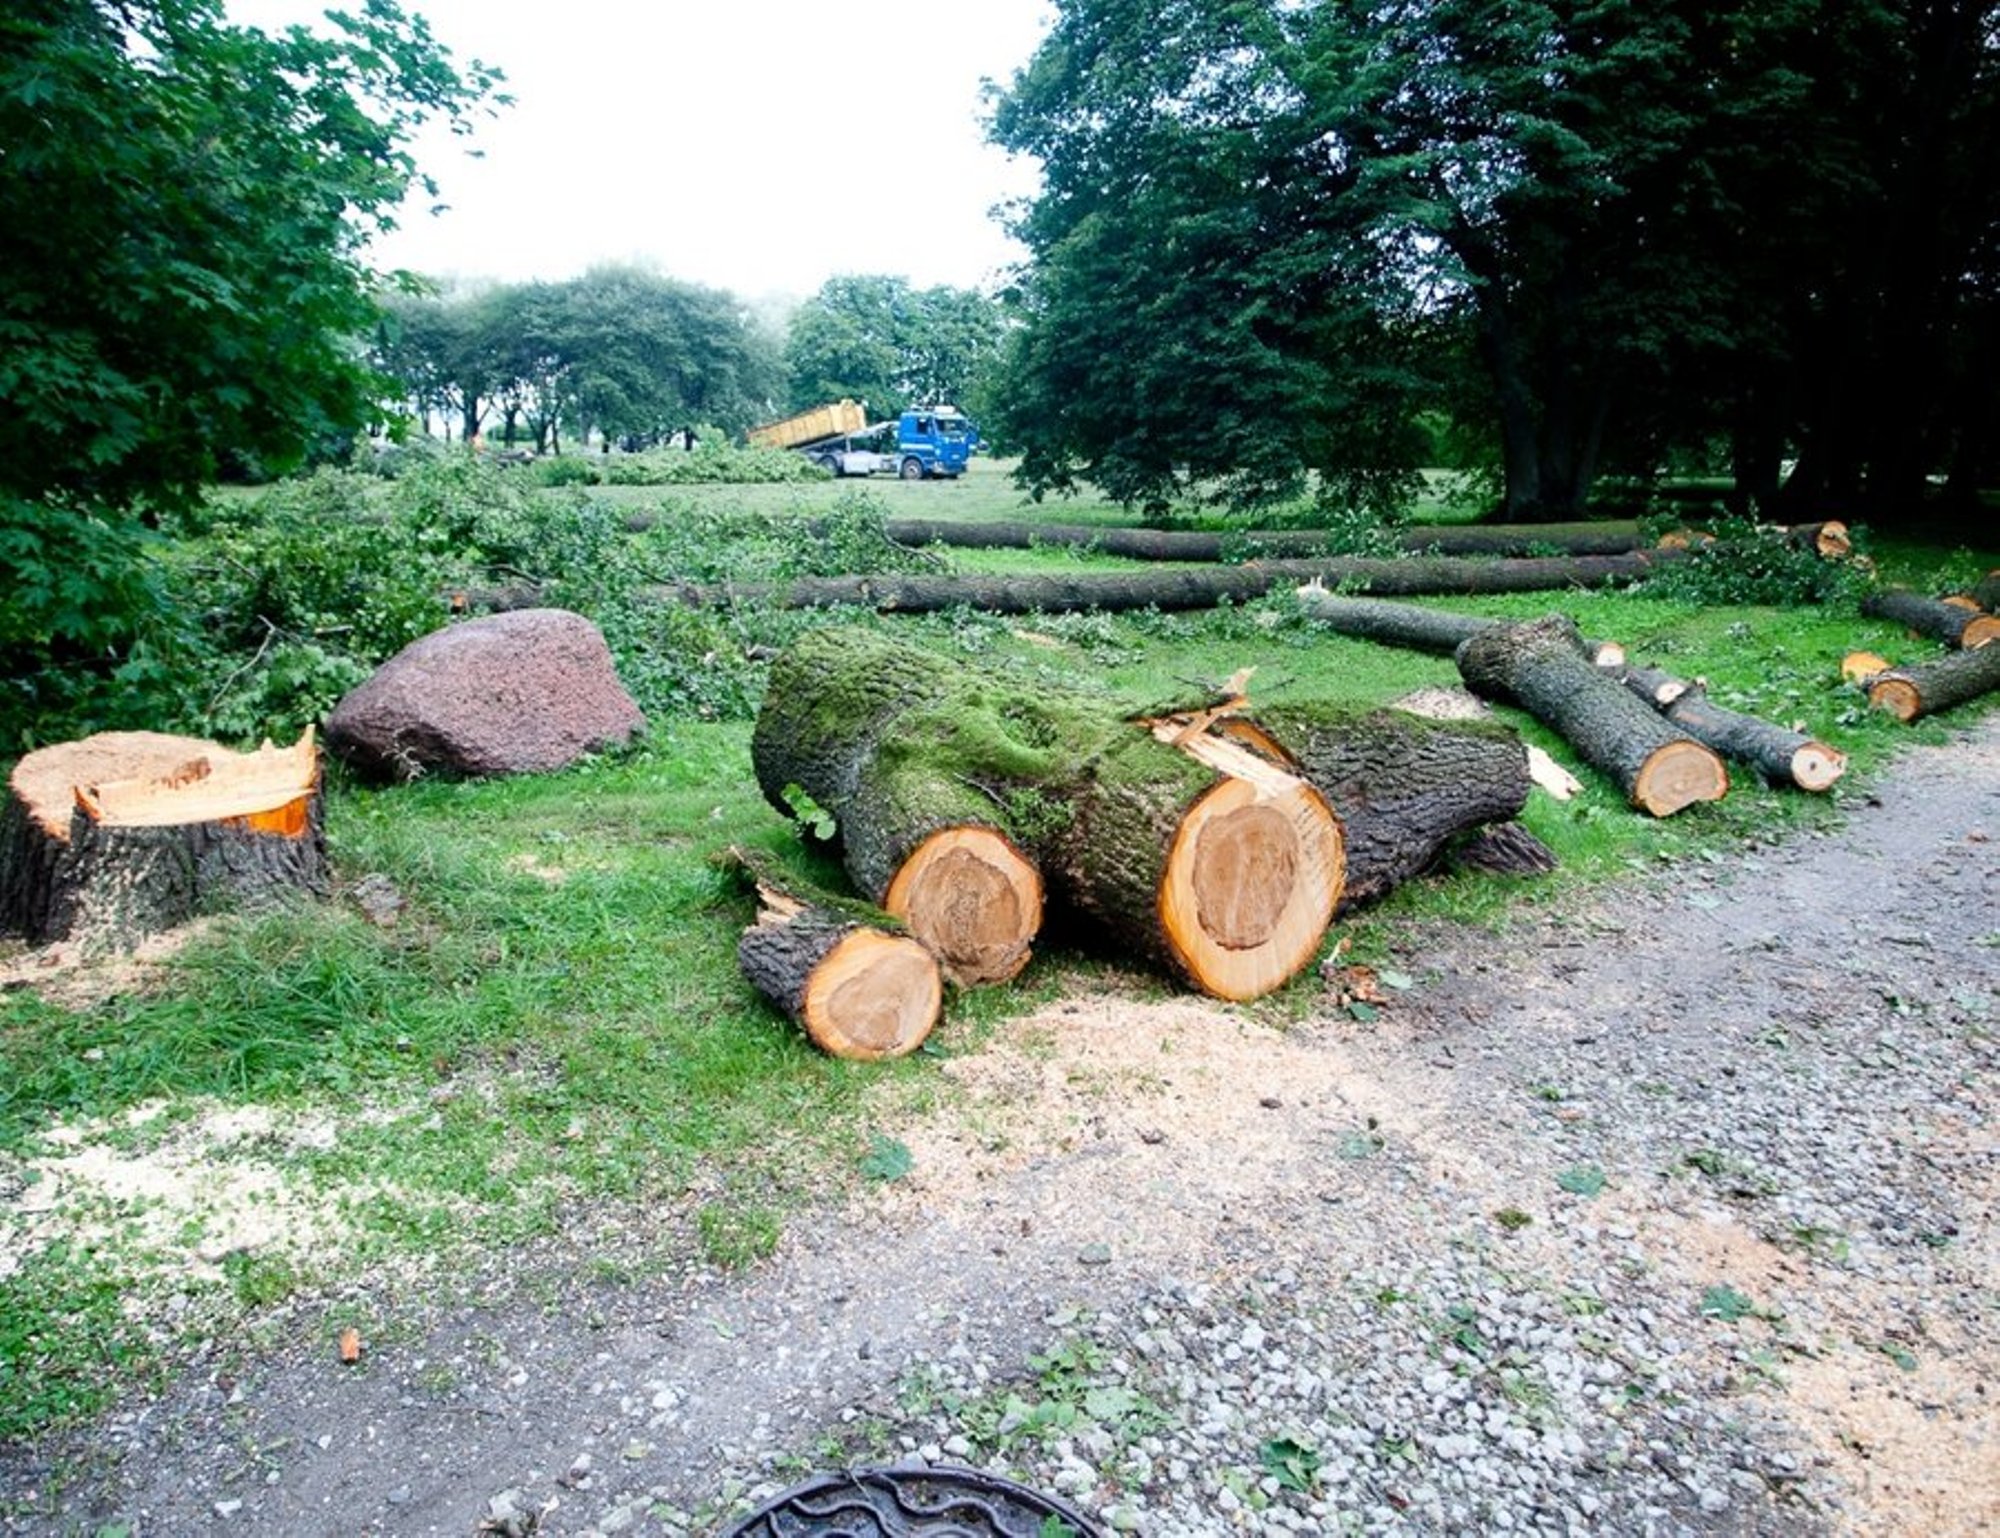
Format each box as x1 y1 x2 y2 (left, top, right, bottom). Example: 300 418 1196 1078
882 826 1043 987
1789 743 1848 792
1630 742 1729 816
1159 773 1343 1002
1588 640 1628 670
1843 651 1893 683
800 929 943 1061
1868 677 1923 723
1815 522 1852 559
1964 615 2000 650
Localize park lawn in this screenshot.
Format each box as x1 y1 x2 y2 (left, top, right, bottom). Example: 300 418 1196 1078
0 476 1993 1439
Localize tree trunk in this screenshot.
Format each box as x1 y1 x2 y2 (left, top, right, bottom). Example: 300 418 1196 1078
1966 572 2000 612
1614 671 1846 791
722 850 941 1062
1456 617 1728 817
488 550 1685 617
862 518 1653 562
1219 705 1533 911
1293 592 1627 668
1 730 327 948
1865 644 2000 723
1862 587 2000 649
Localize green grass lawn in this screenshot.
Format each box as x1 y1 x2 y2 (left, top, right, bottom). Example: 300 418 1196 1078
0 467 1994 1440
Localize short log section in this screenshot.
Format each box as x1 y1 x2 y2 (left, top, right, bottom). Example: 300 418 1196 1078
0 729 327 947
1865 643 2000 723
1613 670 1845 791
737 893 941 1061
1862 588 2000 650
1456 617 1728 816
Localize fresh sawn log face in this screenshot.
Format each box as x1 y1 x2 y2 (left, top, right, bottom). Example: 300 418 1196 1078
1456 617 1728 816
737 898 942 1061
0 729 327 947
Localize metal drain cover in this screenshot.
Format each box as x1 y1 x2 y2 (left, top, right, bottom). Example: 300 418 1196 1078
718 1464 1106 1537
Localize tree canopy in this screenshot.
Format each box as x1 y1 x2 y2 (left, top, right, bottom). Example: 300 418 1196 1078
1 0 501 675
990 0 2000 520
784 275 1005 421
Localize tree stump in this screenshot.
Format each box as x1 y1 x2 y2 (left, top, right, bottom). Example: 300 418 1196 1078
0 729 327 947
1456 616 1728 816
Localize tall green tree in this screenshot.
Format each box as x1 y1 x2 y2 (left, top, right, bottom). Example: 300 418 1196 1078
991 0 2000 520
1 0 501 715
784 276 1004 419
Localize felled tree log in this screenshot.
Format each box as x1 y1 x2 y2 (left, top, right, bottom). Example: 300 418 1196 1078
463 550 1689 618
0 730 327 947
1612 671 1845 791
752 627 1345 1001
1293 591 1627 667
1456 617 1729 816
873 518 1653 561
1865 643 2000 722
1964 571 2000 612
1216 705 1532 910
722 850 942 1061
1862 588 2000 649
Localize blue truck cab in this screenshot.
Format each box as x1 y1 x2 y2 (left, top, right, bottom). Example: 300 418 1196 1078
894 407 978 479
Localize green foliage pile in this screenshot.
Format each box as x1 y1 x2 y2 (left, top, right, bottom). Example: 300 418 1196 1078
546 440 831 488
1640 519 1872 609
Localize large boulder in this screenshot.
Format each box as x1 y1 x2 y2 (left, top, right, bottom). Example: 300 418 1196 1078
326 609 644 780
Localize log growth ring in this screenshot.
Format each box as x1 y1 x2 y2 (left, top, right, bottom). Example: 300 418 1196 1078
1159 777 1343 1002
883 826 1044 986
1631 741 1729 816
803 930 943 1061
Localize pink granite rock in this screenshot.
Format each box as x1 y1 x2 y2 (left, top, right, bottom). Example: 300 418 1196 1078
326 609 644 780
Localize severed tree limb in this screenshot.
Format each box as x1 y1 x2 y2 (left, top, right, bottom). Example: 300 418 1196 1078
1456 616 1728 817
1611 669 1845 791
1294 590 1627 667
1864 644 2000 723
1862 587 2000 649
719 847 943 1061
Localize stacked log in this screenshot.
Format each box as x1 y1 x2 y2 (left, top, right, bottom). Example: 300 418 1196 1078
1457 617 1729 816
746 628 1555 1022
1 729 327 948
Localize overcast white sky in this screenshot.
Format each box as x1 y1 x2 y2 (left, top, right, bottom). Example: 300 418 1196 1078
228 1 1055 302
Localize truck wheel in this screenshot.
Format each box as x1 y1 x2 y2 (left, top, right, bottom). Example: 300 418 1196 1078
900 457 925 481
816 453 840 475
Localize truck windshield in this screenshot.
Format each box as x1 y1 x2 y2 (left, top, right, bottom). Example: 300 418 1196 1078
935 416 969 438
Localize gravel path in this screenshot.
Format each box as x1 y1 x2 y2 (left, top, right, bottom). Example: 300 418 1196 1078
4 715 1994 1537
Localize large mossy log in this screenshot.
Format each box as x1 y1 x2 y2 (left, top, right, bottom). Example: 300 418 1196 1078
1612 669 1845 791
1219 705 1533 910
751 627 1344 1001
1865 643 2000 722
872 518 1652 562
1862 587 2000 649
722 850 942 1061
1456 617 1729 816
1293 591 1626 667
466 550 1688 619
0 730 327 947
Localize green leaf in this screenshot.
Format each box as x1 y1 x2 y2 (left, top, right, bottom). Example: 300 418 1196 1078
1700 1284 1757 1322
1345 1000 1379 1024
1556 1164 1607 1197
1259 1435 1322 1494
859 1133 913 1183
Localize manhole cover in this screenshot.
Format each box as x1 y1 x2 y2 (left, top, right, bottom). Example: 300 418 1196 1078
718 1464 1107 1537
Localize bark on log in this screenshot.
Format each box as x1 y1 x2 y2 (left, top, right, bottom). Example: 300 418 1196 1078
1862 588 2000 649
1293 591 1627 667
1866 643 2000 722
0 729 327 947
462 550 1689 618
871 518 1653 561
1217 705 1532 910
1446 821 1560 878
1613 672 1845 791
752 627 1345 1001
723 850 942 1061
1965 571 2000 612
1456 617 1729 816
